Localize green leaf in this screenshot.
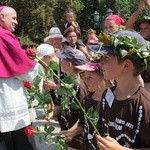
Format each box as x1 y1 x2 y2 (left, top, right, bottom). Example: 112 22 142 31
119 49 128 58
71 100 80 109
62 83 74 89
87 107 99 125
47 138 53 146
44 124 48 131
63 76 76 84
55 143 63 150
55 87 67 95
55 135 68 150
48 61 59 71
144 58 148 69
61 96 70 113
45 126 55 134
140 51 149 58
38 65 45 76
33 75 43 87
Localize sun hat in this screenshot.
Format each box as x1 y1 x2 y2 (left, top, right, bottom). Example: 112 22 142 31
36 43 55 59
75 63 100 71
56 47 88 66
134 16 150 31
44 27 63 44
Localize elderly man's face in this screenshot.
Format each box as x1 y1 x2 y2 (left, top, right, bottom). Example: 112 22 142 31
139 22 150 41
0 8 18 32
49 38 62 49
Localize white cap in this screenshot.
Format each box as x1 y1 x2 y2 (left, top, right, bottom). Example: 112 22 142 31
36 43 55 59
44 27 63 44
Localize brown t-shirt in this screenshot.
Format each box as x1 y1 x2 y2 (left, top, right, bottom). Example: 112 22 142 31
78 92 100 150
58 79 88 149
97 87 150 148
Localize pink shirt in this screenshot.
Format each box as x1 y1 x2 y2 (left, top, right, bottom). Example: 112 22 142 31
87 35 98 44
0 26 36 77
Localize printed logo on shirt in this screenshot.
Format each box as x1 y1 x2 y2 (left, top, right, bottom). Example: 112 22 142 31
105 88 114 107
102 105 143 147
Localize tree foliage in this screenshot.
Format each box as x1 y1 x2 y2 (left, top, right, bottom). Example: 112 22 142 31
0 0 143 46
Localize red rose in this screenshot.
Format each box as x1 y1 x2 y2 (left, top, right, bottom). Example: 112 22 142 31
25 48 37 57
24 125 34 136
23 81 32 88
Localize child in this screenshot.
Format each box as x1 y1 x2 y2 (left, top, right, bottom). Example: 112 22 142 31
87 29 99 45
36 44 59 118
61 62 112 150
94 31 150 149
52 48 89 149
61 8 81 37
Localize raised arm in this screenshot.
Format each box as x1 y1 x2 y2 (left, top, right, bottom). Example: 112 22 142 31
143 0 150 10
126 0 146 31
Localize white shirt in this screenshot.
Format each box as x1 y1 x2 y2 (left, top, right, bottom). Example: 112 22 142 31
0 63 39 132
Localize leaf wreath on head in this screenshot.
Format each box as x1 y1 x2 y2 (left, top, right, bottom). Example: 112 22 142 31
97 32 150 69
98 32 114 45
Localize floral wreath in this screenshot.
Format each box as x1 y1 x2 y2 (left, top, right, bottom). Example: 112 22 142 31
97 32 150 69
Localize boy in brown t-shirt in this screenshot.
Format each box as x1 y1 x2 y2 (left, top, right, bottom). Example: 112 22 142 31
93 31 150 149
53 48 88 149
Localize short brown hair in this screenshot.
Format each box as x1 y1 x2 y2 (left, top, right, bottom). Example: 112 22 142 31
116 54 145 76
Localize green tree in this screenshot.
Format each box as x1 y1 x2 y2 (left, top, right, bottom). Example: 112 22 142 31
0 0 143 45
78 0 139 32
114 0 139 20
1 0 83 45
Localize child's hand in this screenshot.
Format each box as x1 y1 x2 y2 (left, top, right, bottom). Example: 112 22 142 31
138 0 146 12
59 130 75 142
72 22 78 30
96 135 124 150
43 80 59 90
45 111 54 121
143 0 150 9
69 25 75 31
71 21 76 27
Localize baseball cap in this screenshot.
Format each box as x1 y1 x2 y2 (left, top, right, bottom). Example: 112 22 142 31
56 47 88 66
36 43 55 59
87 43 114 55
115 30 147 46
44 27 64 44
75 63 100 71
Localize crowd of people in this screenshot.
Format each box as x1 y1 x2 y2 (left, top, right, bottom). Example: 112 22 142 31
0 0 150 150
